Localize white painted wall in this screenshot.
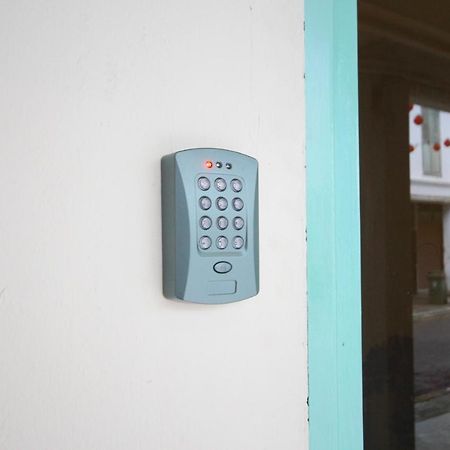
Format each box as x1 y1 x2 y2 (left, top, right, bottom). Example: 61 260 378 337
0 1 307 449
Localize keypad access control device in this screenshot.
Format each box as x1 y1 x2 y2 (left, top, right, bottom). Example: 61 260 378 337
161 148 259 304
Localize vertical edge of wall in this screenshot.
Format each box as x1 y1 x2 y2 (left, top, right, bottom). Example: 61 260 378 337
305 0 364 449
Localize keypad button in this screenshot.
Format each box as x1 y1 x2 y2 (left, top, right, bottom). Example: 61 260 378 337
213 261 232 274
214 177 227 191
198 177 210 191
216 236 228 250
200 216 212 230
199 236 212 250
231 178 242 192
217 216 229 230
233 216 245 230
232 197 244 211
216 197 228 211
232 236 244 249
199 196 212 210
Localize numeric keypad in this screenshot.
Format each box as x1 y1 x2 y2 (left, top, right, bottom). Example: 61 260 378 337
196 174 246 252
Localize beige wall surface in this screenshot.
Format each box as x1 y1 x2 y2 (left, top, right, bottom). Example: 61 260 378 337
0 1 307 449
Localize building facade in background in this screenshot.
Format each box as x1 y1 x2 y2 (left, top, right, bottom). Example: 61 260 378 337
410 105 450 296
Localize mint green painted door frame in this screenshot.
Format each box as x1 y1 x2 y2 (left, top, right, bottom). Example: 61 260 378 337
305 1 363 449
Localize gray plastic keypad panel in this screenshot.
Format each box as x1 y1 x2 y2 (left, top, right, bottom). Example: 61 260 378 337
196 173 247 255
161 148 259 304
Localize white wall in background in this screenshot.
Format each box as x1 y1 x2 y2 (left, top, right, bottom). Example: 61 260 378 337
410 105 450 202
0 1 307 449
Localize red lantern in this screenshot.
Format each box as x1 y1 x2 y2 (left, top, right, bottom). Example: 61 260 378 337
444 138 450 147
409 144 415 153
414 114 423 125
433 143 441 151
414 115 424 125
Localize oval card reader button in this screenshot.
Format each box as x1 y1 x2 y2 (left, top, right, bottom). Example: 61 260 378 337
213 261 232 274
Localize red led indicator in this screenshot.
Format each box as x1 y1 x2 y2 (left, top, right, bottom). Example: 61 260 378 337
205 160 213 169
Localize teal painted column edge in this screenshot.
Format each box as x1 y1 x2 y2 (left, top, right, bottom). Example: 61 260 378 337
305 0 364 449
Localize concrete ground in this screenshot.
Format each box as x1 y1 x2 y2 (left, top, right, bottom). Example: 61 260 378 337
414 304 450 450
414 304 450 396
416 413 450 450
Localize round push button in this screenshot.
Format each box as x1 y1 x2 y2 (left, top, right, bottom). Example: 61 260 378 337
233 216 244 230
216 236 228 250
217 216 228 230
199 236 212 250
214 177 227 191
232 236 245 249
231 178 242 192
199 196 212 210
197 177 210 191
232 197 244 211
213 261 232 274
216 197 228 211
199 216 212 230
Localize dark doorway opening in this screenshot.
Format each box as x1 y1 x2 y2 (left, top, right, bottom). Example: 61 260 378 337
359 1 450 449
